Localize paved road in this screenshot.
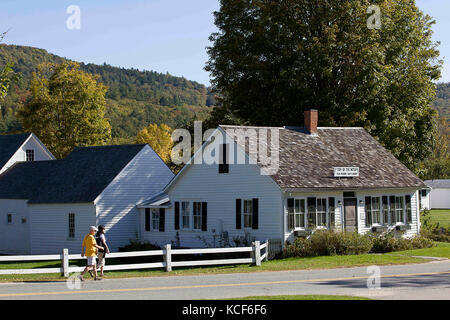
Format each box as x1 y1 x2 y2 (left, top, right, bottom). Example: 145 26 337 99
0 260 449 300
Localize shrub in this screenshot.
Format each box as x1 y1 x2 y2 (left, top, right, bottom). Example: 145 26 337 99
283 230 435 258
283 230 372 258
370 233 434 253
118 239 160 252
420 209 450 243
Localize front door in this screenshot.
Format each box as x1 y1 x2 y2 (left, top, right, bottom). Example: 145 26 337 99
344 198 357 232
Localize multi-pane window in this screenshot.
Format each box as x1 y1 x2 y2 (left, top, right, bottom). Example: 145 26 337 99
243 200 253 228
68 213 75 239
316 198 327 227
371 197 381 224
288 198 332 230
26 149 34 162
193 202 202 230
405 195 412 224
395 196 404 223
389 196 396 224
295 199 306 228
365 196 381 226
287 199 295 230
182 202 190 229
307 198 317 227
151 208 160 231
366 195 412 226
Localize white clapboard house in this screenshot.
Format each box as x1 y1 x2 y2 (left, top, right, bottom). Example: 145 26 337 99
0 137 173 254
137 110 426 249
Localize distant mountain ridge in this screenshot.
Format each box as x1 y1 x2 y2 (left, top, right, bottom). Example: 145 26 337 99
0 44 212 141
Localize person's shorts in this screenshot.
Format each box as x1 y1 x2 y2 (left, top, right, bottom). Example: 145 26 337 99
97 252 105 267
86 256 97 266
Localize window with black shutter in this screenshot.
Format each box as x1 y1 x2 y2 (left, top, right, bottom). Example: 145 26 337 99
174 202 180 230
252 198 259 230
236 199 242 229
382 196 389 225
145 208 151 232
219 144 229 174
202 202 208 231
365 196 372 226
159 208 165 232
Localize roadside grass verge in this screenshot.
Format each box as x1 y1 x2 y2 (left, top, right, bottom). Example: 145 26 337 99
429 210 450 229
222 295 372 300
387 242 450 258
0 253 427 283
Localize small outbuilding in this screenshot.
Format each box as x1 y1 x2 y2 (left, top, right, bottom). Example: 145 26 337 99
424 179 450 209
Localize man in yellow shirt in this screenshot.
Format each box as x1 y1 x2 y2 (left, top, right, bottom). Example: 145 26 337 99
79 226 104 281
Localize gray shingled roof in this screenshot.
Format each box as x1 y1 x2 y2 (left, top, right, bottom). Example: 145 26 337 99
424 179 450 189
0 144 146 203
0 133 31 170
220 125 425 190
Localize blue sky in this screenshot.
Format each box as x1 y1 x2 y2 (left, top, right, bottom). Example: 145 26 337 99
0 0 448 85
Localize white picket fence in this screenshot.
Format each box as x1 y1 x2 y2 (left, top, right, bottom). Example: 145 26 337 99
0 240 269 277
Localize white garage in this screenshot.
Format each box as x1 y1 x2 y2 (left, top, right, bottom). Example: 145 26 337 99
424 180 450 209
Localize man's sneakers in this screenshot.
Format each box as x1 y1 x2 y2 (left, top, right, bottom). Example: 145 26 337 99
78 275 84 282
88 270 94 278
94 277 102 281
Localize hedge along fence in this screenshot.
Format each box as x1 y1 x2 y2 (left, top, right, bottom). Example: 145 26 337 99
283 230 434 258
0 241 269 277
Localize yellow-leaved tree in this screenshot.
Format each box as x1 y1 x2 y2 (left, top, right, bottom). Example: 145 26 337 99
135 123 173 164
17 61 111 158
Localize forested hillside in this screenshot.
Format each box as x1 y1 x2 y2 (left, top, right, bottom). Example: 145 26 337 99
434 83 450 124
0 44 212 141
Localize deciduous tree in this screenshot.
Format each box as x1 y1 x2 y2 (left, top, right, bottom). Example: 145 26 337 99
206 0 442 170
17 61 111 158
135 123 174 164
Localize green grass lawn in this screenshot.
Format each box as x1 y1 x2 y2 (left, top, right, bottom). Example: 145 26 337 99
388 242 450 258
429 210 450 229
0 253 427 283
224 295 372 300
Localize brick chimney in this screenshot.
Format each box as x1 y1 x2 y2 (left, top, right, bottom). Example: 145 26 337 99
304 109 318 134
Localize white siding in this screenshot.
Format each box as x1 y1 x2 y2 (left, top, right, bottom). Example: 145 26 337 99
29 203 95 254
95 145 174 252
283 189 421 243
356 189 420 238
140 130 283 248
0 134 54 174
429 188 450 209
0 199 30 254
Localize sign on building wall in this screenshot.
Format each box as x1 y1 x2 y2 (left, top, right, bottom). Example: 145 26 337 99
334 167 360 177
